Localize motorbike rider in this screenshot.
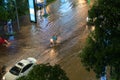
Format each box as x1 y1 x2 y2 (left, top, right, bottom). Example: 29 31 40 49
0 36 10 47
50 34 57 46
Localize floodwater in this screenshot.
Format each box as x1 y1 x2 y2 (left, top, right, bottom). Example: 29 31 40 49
0 0 96 80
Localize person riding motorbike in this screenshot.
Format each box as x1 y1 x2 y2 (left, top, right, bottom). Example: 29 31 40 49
50 34 57 47
0 36 10 47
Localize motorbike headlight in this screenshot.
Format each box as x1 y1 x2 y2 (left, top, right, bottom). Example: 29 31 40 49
2 76 6 80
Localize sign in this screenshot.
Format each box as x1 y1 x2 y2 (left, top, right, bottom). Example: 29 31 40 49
28 0 37 22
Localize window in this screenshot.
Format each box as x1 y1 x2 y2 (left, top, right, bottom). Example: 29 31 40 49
21 63 33 73
10 66 21 76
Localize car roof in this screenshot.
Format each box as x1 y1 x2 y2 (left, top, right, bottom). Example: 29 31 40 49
15 59 32 68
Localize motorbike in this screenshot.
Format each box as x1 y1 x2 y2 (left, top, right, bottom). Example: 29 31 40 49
50 38 57 47
0 37 10 47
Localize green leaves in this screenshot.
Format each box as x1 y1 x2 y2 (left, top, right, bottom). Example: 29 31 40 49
16 0 29 16
17 64 69 80
80 0 120 79
0 0 29 22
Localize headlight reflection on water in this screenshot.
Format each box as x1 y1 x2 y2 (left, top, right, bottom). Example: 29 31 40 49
49 49 58 65
2 76 6 80
49 49 58 59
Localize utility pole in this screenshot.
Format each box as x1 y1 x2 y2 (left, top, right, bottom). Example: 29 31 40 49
14 0 20 31
43 0 47 15
44 0 46 5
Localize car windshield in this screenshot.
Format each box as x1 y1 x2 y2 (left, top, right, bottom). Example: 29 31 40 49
9 66 21 76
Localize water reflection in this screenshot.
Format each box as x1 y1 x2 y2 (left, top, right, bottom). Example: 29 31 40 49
7 35 19 54
31 24 36 34
37 10 50 30
58 0 73 15
8 36 14 41
49 49 58 65
8 36 15 49
41 18 49 29
49 49 57 59
36 0 44 3
78 0 86 4
77 0 87 7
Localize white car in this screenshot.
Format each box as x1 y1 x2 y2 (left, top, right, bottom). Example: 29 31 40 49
3 57 37 80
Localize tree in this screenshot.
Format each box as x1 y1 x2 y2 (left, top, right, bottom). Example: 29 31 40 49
17 64 69 80
0 0 28 22
80 0 120 79
0 0 29 36
16 0 29 16
0 0 15 21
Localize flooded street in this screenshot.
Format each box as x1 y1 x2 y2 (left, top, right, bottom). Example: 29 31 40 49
0 0 96 80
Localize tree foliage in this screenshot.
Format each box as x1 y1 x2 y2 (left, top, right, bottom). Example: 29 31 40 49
0 0 28 21
80 0 120 79
17 64 69 80
16 0 29 16
0 0 12 21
